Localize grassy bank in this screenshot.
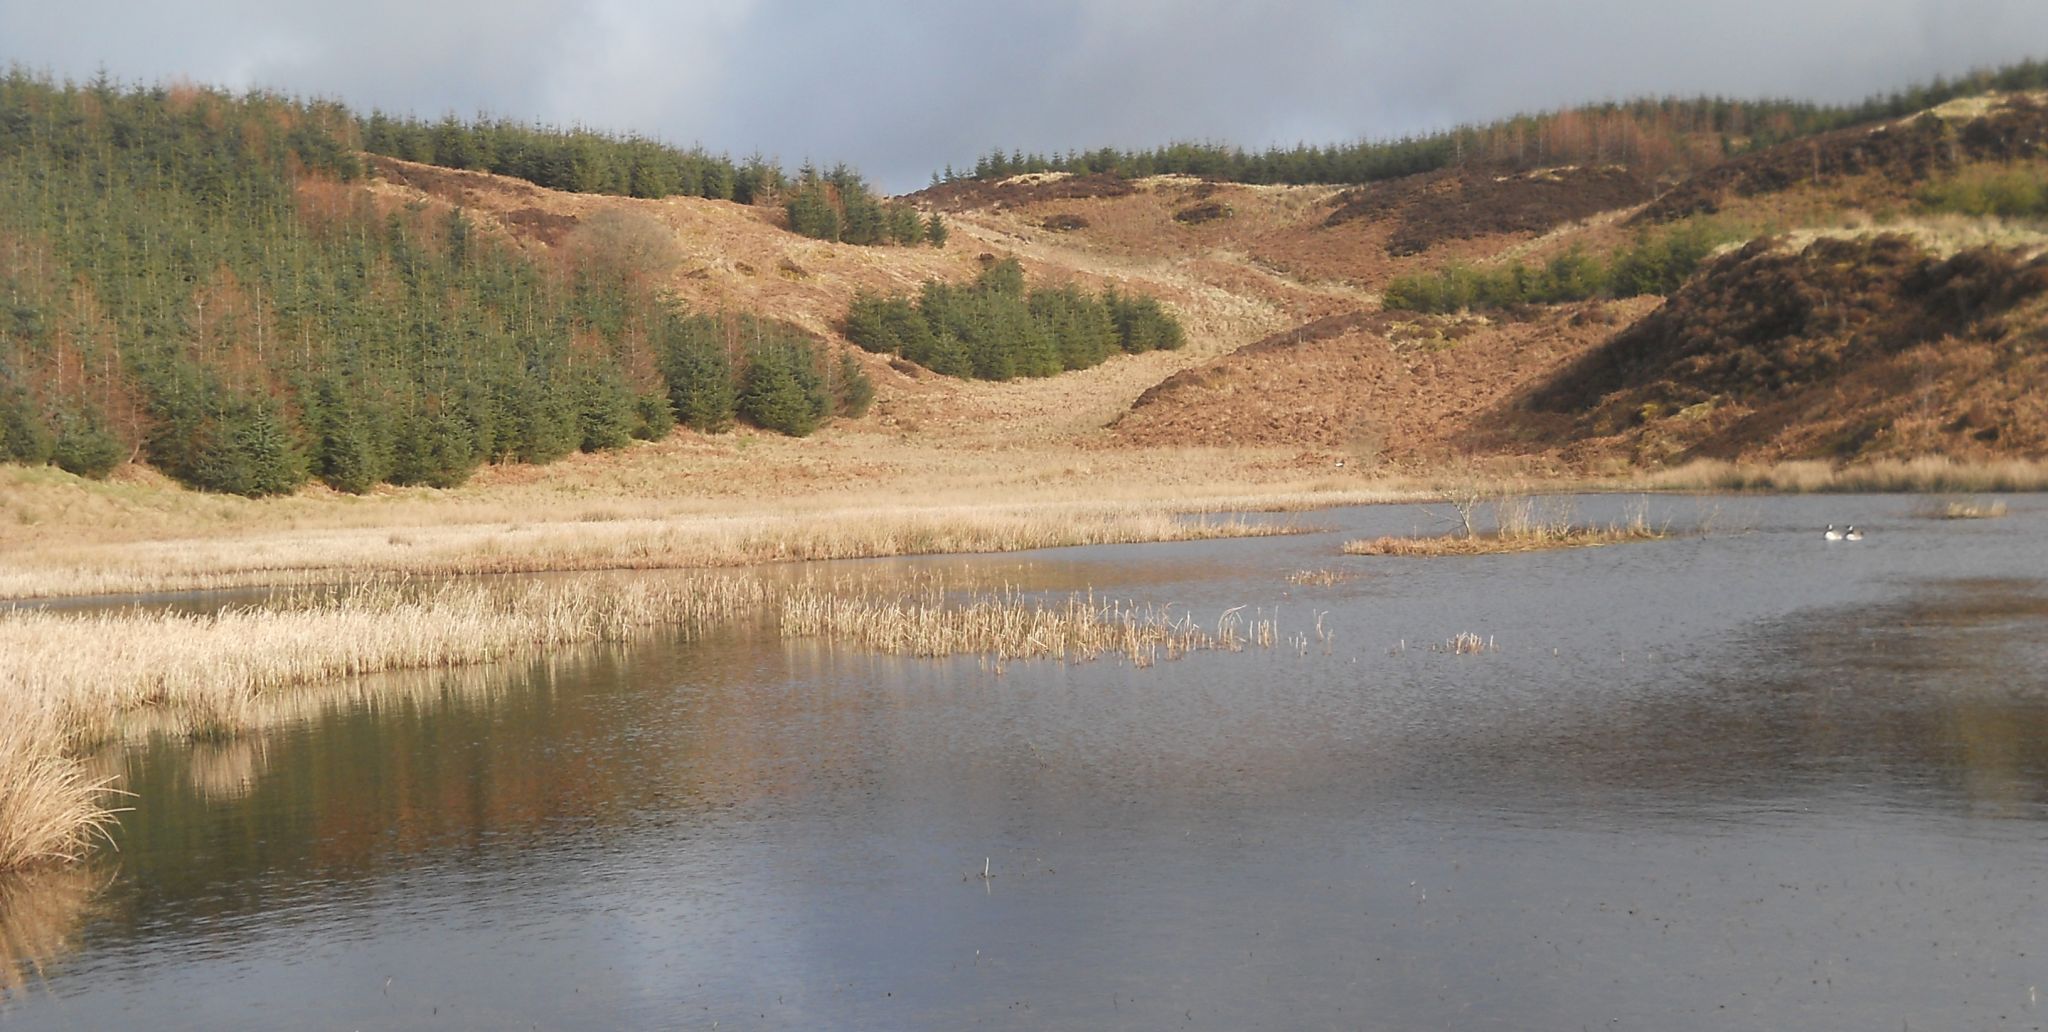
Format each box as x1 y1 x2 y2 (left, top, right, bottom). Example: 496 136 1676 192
1637 457 2048 494
0 484 1351 601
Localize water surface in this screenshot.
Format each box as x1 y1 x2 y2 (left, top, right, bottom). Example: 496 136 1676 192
6 494 2048 1030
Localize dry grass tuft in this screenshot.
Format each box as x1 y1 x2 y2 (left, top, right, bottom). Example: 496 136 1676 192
0 707 122 871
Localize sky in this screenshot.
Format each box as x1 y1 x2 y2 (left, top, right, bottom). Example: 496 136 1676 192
3 1 2046 192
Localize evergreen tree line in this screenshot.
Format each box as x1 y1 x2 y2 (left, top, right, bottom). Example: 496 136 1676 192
941 59 2048 188
0 71 865 495
783 162 945 246
844 258 1183 380
657 311 871 439
359 111 789 205
1382 220 1744 314
359 111 943 248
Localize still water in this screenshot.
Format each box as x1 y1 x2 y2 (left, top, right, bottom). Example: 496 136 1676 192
6 494 2048 1030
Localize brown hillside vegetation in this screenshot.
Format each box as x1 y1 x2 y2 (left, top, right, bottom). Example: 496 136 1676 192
1324 165 1655 255
1481 235 2048 464
1112 299 1658 464
914 172 1138 212
1634 93 2048 224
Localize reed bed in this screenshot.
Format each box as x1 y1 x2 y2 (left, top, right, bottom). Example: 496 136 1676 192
0 501 1308 601
780 582 1285 666
2 574 769 747
0 573 769 870
1640 456 2048 494
1343 497 1666 557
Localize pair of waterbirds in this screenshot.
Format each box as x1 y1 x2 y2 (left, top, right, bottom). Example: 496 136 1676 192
1823 524 1865 541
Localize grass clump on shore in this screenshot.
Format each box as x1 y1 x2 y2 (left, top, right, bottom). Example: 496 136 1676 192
1343 496 1666 557
0 710 121 871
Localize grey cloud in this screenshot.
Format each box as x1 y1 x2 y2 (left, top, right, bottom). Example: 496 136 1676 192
3 0 2046 192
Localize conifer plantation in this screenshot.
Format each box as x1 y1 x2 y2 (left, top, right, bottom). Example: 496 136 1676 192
844 258 1183 380
947 59 2048 187
0 72 868 495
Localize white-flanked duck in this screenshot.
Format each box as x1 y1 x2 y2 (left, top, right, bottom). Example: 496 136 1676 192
1845 526 1864 541
1824 524 1844 541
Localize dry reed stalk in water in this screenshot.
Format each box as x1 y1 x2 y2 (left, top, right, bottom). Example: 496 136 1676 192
779 584 1280 664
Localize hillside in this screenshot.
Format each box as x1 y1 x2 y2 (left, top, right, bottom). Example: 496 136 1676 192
1099 92 2048 469
6 70 2048 519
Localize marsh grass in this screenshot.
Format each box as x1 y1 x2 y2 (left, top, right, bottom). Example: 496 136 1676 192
780 579 1281 666
1640 457 2048 494
0 708 122 872
1344 496 1666 557
2 574 771 748
0 500 1312 601
0 573 771 869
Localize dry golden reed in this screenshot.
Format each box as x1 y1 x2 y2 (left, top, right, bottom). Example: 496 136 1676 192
0 705 121 871
0 501 1311 601
0 573 768 870
780 581 1281 666
1 574 769 748
1639 456 2048 494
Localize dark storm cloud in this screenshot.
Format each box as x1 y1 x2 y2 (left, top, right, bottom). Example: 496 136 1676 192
4 1 2046 191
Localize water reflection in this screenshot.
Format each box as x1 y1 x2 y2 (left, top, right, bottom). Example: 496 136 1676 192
0 865 106 1003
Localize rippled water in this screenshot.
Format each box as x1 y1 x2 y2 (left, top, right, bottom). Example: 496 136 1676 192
7 494 2048 1030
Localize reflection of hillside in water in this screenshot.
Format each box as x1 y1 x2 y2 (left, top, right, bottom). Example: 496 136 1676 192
94 623 881 937
1418 578 2048 817
0 865 105 1005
